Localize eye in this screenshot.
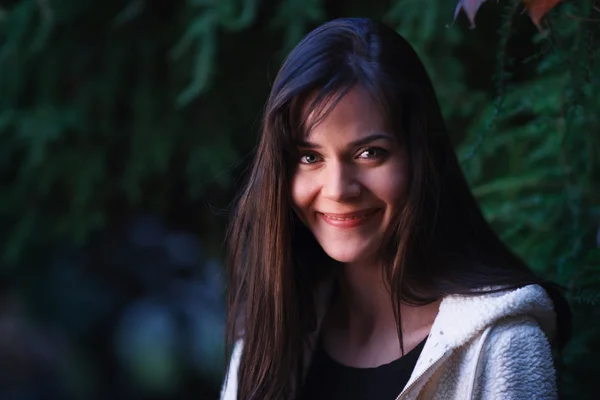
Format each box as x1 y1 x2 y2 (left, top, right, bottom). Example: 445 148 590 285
357 147 388 159
299 152 321 164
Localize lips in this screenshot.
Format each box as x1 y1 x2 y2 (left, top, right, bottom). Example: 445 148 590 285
317 208 380 228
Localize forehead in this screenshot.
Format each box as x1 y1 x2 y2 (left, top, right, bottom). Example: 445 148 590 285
299 86 390 142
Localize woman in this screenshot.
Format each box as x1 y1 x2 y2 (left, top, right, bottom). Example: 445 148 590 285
222 18 570 400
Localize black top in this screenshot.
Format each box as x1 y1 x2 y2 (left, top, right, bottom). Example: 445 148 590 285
299 338 427 400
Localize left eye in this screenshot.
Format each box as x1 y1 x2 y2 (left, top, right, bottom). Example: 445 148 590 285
358 148 386 159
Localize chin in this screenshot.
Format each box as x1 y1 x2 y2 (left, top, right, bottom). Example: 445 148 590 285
320 243 377 264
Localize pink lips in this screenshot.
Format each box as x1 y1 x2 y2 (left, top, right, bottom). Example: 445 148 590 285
317 209 380 228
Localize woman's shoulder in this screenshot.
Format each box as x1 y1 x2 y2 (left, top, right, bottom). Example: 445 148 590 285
484 313 552 348
430 290 557 399
431 284 557 351
471 315 557 399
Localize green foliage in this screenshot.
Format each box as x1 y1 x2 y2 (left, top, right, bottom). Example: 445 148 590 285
453 1 600 397
0 0 598 398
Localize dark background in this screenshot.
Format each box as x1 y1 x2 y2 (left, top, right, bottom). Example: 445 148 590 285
0 0 598 399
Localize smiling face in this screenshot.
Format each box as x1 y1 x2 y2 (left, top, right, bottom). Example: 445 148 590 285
290 86 409 264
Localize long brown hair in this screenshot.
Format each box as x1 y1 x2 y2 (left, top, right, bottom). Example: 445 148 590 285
225 17 570 400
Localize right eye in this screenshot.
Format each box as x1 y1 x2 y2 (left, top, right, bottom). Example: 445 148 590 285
299 152 321 164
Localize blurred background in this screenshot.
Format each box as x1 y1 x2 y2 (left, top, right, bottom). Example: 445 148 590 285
0 0 598 399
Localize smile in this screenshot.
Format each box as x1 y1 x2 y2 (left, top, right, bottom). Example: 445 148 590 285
317 209 380 228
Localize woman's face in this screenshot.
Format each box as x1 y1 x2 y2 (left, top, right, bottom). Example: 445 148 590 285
291 86 409 264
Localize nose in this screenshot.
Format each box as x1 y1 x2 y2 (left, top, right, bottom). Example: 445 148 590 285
321 161 361 201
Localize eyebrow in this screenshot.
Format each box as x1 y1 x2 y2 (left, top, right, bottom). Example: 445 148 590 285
295 133 394 149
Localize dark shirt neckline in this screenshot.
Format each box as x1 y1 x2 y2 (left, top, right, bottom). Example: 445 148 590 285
318 337 427 371
298 336 428 400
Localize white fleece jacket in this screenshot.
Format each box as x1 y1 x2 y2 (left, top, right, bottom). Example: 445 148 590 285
221 284 557 399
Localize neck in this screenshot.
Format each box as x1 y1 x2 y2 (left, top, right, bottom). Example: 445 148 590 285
336 260 394 334
328 259 441 349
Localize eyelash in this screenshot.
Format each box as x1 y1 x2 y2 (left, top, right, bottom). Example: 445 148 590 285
299 147 388 164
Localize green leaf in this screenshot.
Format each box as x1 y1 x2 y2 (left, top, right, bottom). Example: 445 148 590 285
473 167 569 197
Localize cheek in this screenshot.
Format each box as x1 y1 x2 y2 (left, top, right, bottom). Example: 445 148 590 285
290 173 317 215
388 173 409 202
375 160 409 206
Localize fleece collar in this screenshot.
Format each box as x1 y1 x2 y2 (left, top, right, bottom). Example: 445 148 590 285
433 284 556 349
407 284 556 381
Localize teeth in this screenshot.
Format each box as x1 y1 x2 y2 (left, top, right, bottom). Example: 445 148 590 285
324 213 371 220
